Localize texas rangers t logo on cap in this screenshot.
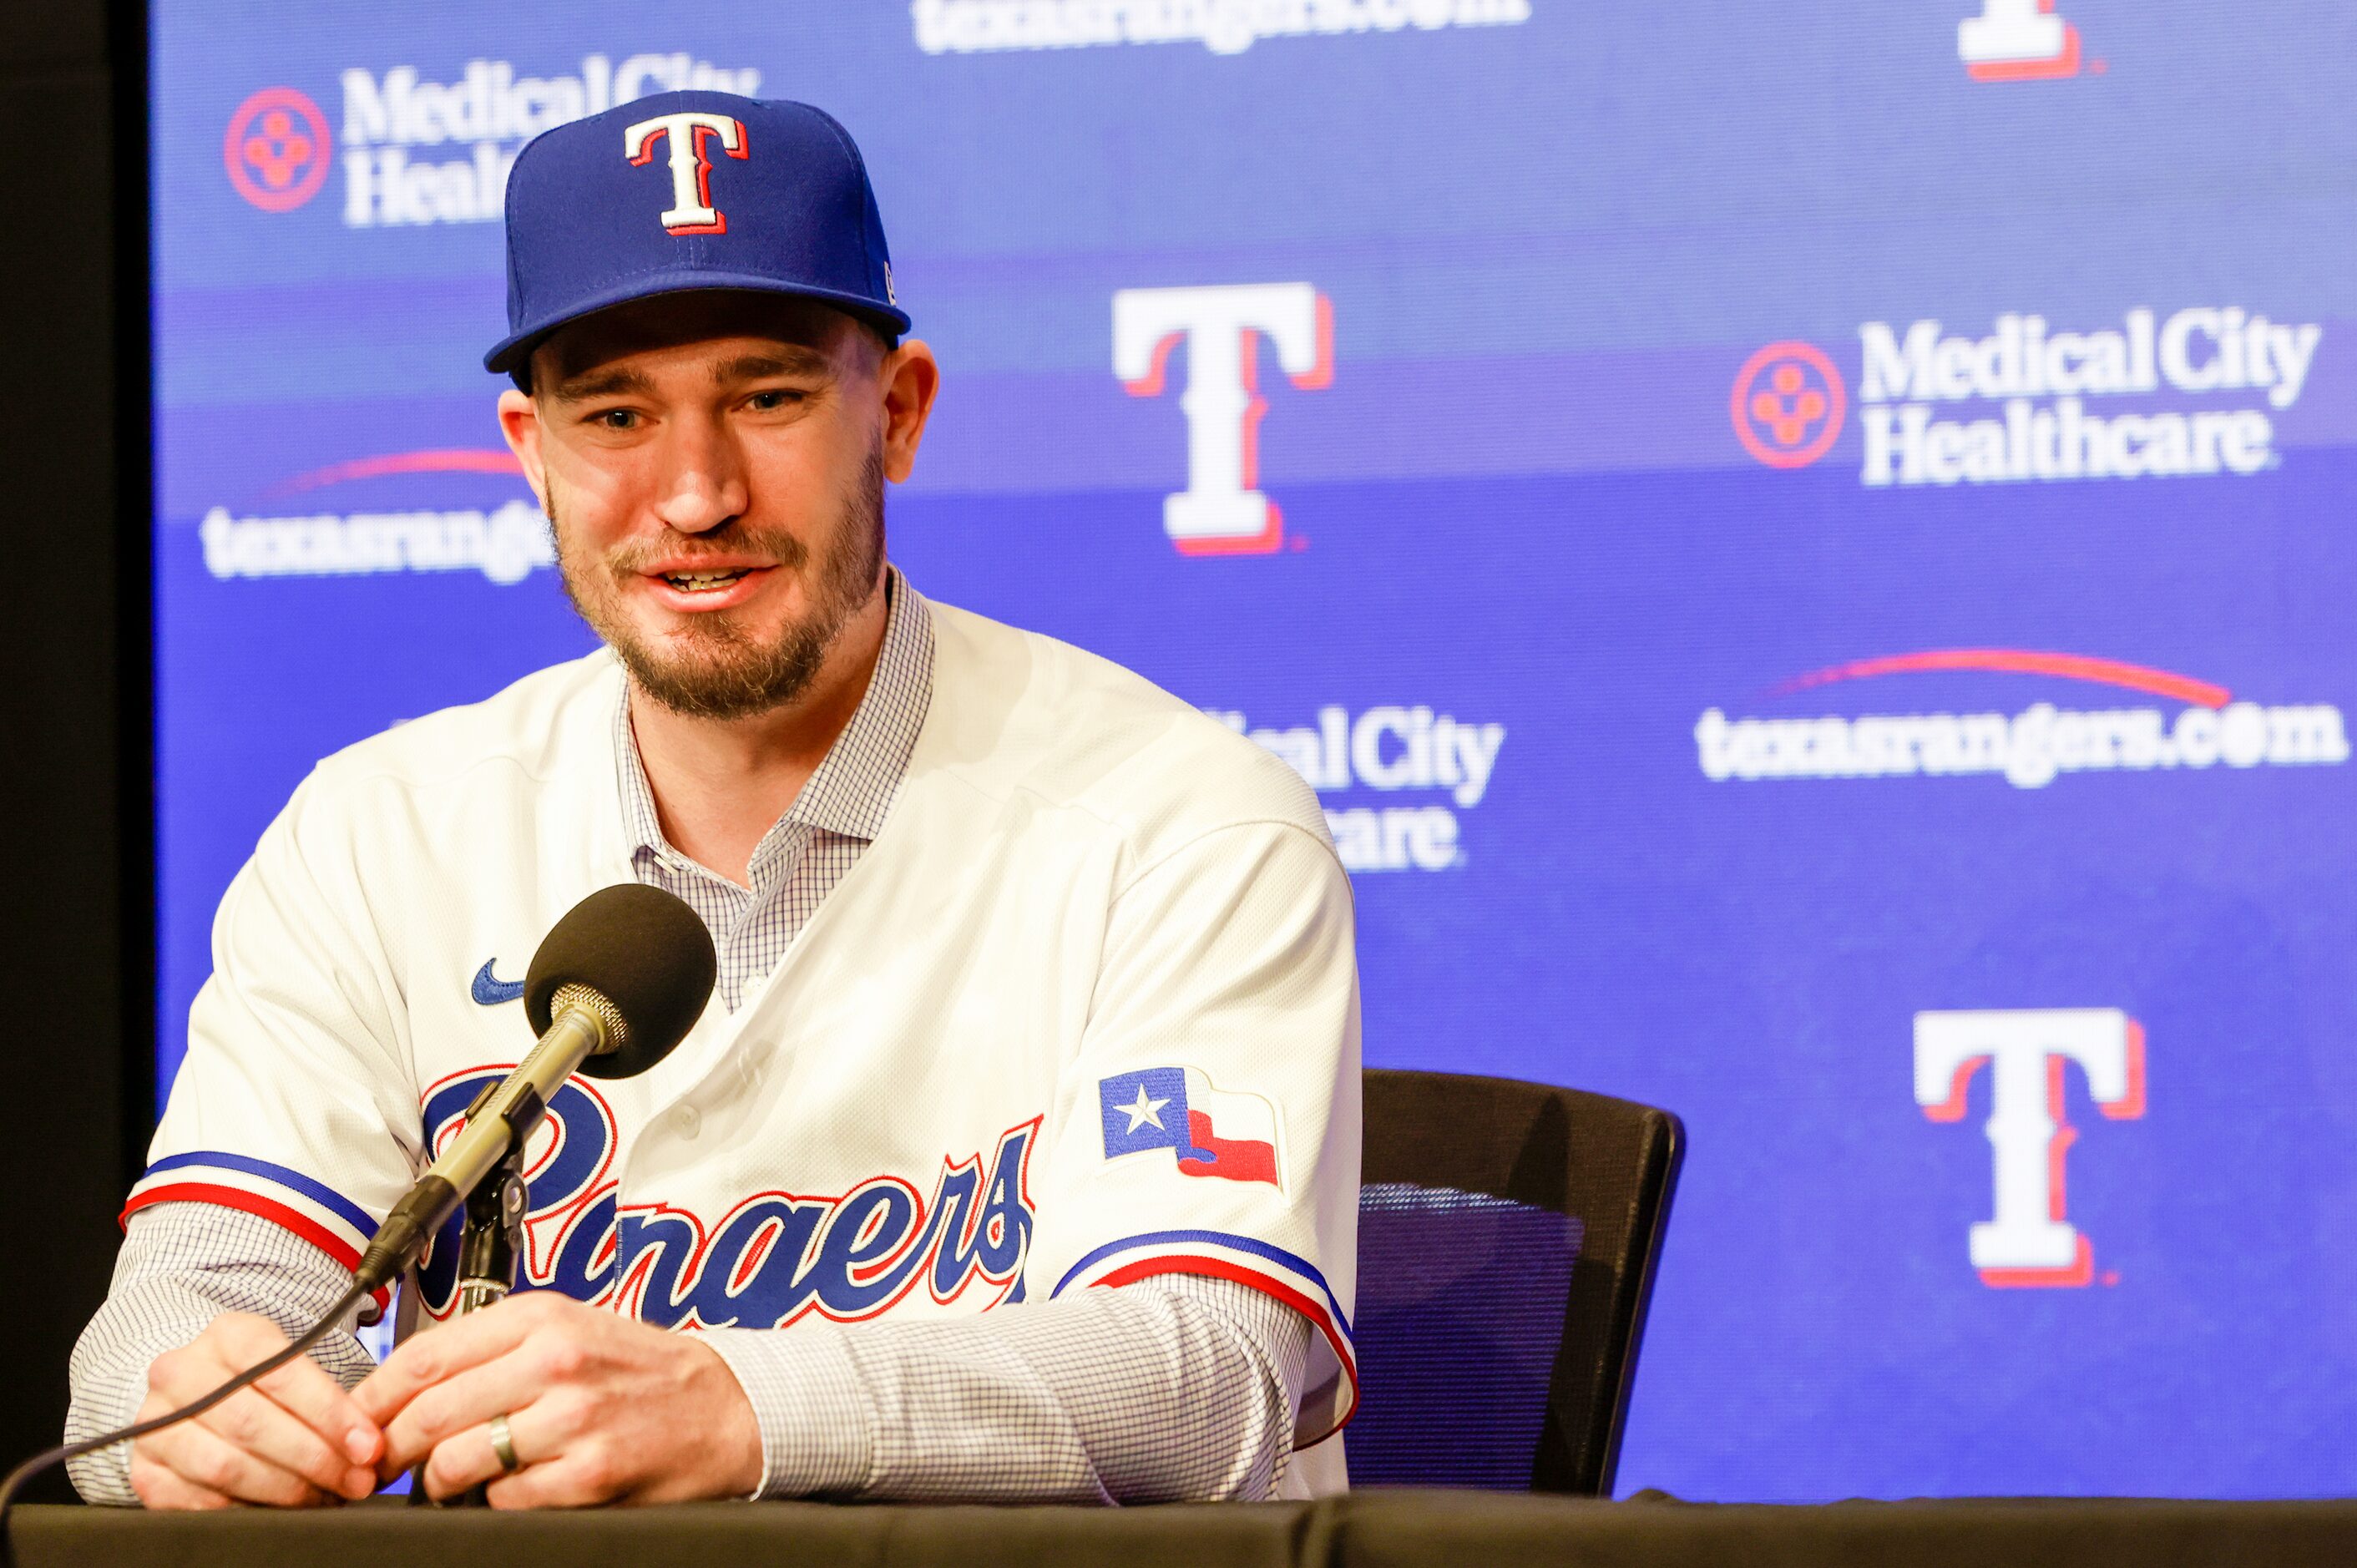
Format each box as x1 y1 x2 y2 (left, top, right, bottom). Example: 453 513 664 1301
1099 1067 1282 1187
625 111 748 235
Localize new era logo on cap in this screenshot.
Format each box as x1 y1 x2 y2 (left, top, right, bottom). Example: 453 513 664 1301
486 91 911 374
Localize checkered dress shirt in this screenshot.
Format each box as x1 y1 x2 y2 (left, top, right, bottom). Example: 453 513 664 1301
65 567 1313 1505
615 567 933 1012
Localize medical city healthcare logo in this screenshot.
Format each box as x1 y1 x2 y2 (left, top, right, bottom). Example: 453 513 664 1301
1915 1009 2142 1287
225 88 332 211
1206 702 1505 873
224 53 762 228
1695 650 2349 789
1731 342 1845 468
1734 306 2324 485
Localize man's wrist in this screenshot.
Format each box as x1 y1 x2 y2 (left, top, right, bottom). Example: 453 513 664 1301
697 1323 872 1500
682 1337 768 1500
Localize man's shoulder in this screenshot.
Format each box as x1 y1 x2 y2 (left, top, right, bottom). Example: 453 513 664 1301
304 648 619 807
923 599 1333 863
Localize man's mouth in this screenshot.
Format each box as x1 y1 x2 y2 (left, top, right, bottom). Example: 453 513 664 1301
660 567 754 594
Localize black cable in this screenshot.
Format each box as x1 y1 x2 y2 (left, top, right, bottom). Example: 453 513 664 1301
0 1277 371 1561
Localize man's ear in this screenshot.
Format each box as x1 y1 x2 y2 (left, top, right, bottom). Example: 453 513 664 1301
498 387 552 511
878 340 940 485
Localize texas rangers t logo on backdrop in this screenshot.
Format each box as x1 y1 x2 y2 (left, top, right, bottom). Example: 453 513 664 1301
1100 1067 1282 1187
625 111 748 235
1959 0 2081 81
1914 1009 2144 1287
1113 284 1333 556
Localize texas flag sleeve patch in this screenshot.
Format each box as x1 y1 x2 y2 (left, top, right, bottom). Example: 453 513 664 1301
1098 1067 1282 1187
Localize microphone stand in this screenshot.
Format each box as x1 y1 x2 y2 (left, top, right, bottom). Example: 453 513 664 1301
456 1144 529 1318
410 1141 528 1509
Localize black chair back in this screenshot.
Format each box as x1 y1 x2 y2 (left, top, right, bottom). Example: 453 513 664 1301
1346 1068 1683 1496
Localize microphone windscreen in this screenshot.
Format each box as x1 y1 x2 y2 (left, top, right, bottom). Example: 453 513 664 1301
523 884 717 1079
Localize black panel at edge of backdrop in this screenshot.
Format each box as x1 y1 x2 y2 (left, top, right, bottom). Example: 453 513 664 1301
113 0 156 1265
112 0 154 1235
0 0 145 1503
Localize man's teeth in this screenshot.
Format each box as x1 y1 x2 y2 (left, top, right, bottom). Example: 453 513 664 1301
663 569 748 592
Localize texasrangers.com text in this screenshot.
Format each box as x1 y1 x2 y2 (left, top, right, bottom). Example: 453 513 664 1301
1696 700 2349 790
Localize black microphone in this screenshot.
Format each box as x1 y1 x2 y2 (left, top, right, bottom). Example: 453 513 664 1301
352 884 716 1297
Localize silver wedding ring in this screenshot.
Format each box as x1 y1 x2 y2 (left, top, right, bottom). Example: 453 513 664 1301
488 1412 522 1475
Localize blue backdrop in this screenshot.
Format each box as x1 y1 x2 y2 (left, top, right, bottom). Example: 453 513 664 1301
154 0 2357 1500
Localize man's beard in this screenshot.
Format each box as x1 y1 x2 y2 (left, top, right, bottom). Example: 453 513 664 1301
550 446 886 721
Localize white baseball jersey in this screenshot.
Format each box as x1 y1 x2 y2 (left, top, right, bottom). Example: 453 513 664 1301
129 599 1363 1483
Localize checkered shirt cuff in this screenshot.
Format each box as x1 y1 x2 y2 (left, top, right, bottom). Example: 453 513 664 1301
700 1323 872 1500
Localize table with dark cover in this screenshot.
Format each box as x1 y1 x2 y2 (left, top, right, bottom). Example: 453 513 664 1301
16 1490 2357 1567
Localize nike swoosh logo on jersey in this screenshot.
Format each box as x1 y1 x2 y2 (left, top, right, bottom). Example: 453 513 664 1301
470 960 525 1005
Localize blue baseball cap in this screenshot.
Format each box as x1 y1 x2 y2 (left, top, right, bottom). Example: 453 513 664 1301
485 91 909 376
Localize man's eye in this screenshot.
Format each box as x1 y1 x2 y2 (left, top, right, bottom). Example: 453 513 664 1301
592 408 638 431
748 390 804 412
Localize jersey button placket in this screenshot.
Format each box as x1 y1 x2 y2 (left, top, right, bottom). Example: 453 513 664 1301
670 1103 702 1141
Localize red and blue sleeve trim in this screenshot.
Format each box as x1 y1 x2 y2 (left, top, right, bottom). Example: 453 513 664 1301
123 1151 391 1322
1050 1227 1358 1441
134 1151 379 1236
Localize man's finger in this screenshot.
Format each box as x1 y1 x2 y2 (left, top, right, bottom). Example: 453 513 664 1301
251 1346 383 1468
135 1418 331 1509
354 1302 544 1426
377 1350 567 1478
129 1452 235 1511
194 1385 377 1500
479 1441 625 1510
419 1421 501 1503
420 1407 561 1504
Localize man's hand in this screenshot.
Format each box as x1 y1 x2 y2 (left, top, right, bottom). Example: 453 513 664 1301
129 1312 384 1510
355 1292 763 1506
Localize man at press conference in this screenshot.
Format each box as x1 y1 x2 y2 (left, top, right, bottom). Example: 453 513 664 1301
64 94 1360 1509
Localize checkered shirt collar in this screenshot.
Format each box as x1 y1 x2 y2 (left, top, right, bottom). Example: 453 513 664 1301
613 567 934 868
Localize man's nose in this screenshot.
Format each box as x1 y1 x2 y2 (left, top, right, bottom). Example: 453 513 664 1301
649 416 751 534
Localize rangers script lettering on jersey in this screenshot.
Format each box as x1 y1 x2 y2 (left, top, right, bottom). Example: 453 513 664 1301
127 593 1363 1496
